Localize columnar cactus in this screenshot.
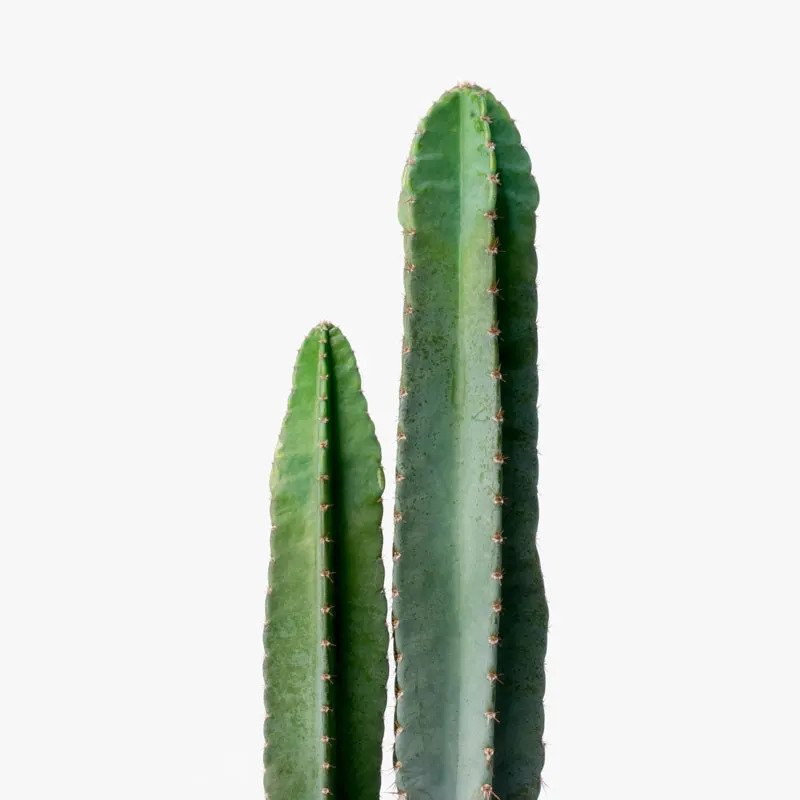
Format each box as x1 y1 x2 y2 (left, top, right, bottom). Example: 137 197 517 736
264 323 387 800
393 85 548 800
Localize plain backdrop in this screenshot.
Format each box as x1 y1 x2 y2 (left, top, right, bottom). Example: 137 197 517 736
1 1 799 798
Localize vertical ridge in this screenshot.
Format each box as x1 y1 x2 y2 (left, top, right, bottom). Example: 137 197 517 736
317 327 335 795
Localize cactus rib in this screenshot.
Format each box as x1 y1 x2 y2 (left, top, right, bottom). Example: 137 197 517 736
264 323 387 800
393 85 548 800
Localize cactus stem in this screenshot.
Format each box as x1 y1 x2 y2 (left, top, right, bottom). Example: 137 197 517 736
393 85 549 799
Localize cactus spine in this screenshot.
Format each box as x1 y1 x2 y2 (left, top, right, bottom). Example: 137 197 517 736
264 323 387 800
393 85 548 800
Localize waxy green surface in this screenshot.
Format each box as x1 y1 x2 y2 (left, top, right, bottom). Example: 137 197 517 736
264 323 387 800
394 86 548 800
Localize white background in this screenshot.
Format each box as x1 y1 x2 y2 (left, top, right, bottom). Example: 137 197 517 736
1 1 799 798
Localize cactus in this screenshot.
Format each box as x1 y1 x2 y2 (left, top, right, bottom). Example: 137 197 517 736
264 323 387 800
393 85 548 800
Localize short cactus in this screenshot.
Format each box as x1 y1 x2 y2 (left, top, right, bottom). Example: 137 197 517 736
264 323 387 800
393 85 548 800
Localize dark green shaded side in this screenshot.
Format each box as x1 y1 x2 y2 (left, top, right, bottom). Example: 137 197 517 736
393 85 547 800
486 94 549 800
265 323 387 800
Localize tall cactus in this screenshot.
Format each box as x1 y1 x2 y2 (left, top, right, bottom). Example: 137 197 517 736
393 85 548 800
264 323 387 800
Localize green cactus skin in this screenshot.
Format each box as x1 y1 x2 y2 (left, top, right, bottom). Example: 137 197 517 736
264 323 387 800
393 85 548 800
